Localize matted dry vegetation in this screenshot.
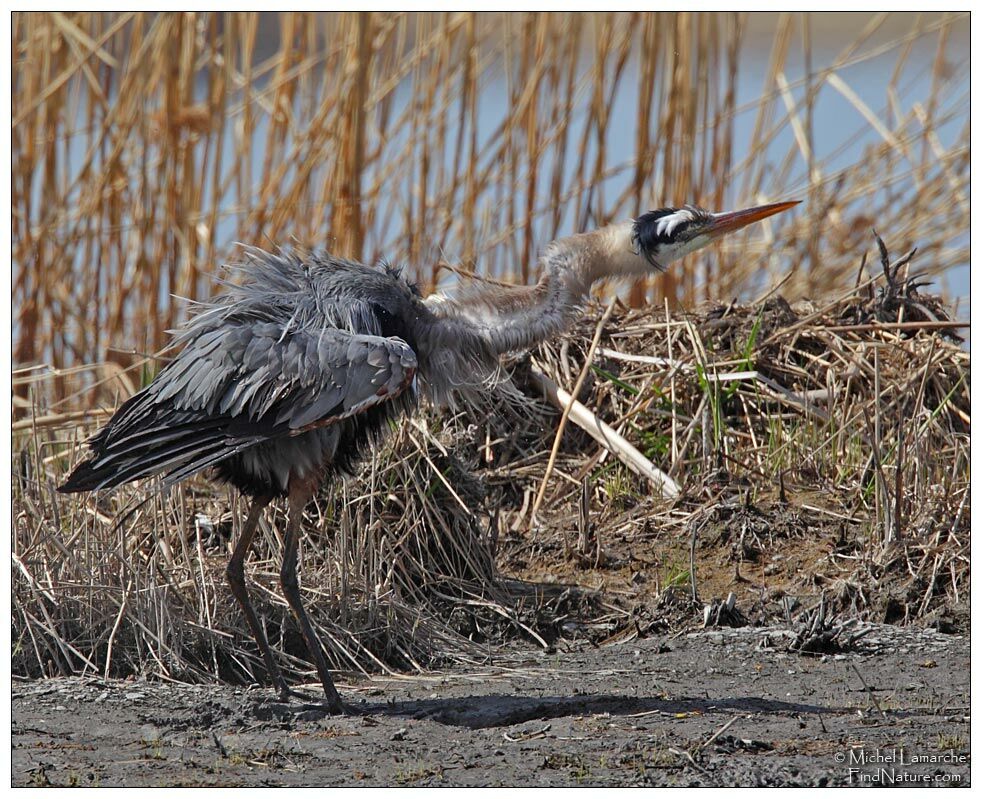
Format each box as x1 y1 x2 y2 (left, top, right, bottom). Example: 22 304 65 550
12 12 969 687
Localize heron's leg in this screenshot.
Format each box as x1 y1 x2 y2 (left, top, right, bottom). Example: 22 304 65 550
225 494 291 700
280 481 345 714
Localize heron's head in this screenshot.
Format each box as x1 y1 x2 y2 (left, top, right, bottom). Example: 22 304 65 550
591 200 799 278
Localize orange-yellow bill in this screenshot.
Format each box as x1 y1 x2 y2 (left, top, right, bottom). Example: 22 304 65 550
708 200 800 238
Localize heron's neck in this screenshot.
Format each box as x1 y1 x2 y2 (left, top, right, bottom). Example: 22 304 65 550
464 261 591 352
426 232 622 356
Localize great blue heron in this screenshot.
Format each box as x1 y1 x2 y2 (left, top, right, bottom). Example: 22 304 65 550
59 200 798 713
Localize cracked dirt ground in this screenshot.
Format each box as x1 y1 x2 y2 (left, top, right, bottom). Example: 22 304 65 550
12 624 969 787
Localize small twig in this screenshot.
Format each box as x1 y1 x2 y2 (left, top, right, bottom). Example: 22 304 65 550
531 299 617 526
820 320 967 333
854 251 868 288
849 661 887 720
503 724 551 742
873 229 893 289
595 346 678 369
689 517 699 604
103 581 131 681
669 746 711 776
706 369 830 423
577 475 590 556
12 408 113 432
211 731 229 759
696 714 744 754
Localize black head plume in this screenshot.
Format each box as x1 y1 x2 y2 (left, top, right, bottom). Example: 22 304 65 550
632 205 713 269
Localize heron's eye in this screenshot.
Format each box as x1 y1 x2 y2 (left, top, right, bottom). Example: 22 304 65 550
633 209 680 265
633 206 709 265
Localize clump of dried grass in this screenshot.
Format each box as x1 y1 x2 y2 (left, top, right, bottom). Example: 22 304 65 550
519 231 968 628
12 387 559 682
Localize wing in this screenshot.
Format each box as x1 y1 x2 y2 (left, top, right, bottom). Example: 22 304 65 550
58 323 417 492
151 322 418 429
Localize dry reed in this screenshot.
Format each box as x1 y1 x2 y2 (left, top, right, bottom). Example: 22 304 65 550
12 12 968 380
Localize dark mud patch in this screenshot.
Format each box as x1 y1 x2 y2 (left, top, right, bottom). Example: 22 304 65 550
13 623 969 787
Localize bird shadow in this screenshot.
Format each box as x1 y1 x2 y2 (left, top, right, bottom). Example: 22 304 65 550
347 692 848 730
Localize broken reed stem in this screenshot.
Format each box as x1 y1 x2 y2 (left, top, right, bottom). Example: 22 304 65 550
528 368 682 501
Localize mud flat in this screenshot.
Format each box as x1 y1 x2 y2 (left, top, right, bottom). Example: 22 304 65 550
12 622 968 787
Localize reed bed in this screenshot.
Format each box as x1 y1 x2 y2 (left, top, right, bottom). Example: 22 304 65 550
12 12 969 379
12 12 970 684
524 233 968 622
13 231 969 683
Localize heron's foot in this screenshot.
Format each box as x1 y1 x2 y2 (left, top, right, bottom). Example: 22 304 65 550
319 693 348 716
274 684 349 715
277 684 320 703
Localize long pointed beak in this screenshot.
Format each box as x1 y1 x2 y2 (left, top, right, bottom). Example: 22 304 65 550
707 200 800 239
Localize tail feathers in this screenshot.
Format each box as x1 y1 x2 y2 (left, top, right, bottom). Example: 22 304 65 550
58 421 262 493
58 459 133 493
160 438 263 487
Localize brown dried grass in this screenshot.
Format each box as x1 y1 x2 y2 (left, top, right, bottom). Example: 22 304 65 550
13 232 969 683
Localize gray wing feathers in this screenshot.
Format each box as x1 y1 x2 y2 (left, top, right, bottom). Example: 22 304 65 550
155 323 417 435
61 324 417 492
282 332 417 430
